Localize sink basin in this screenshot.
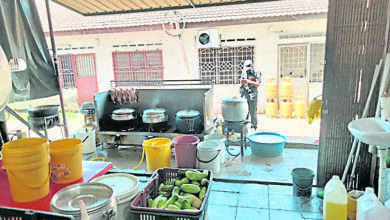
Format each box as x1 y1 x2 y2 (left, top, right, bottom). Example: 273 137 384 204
348 118 390 147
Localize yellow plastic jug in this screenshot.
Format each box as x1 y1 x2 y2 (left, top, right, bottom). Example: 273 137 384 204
1 138 50 202
49 139 83 184
324 176 348 220
134 138 172 171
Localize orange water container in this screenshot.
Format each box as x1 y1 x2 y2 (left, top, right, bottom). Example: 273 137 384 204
265 78 277 98
280 101 293 118
294 97 307 119
49 139 83 184
1 138 50 202
280 78 293 98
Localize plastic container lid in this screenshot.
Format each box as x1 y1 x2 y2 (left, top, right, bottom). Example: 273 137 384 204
91 173 139 204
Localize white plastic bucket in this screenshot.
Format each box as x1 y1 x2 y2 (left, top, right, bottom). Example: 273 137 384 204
91 173 139 220
73 127 96 154
204 134 226 166
197 140 222 174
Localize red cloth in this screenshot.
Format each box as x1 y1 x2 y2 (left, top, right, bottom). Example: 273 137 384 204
0 160 113 211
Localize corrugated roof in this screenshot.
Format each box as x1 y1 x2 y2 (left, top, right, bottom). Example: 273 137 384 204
37 0 328 32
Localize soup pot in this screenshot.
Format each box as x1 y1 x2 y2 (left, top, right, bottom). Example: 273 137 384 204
50 182 117 220
175 110 202 133
222 97 248 122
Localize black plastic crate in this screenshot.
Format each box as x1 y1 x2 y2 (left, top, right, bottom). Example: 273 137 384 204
0 206 74 220
129 168 213 220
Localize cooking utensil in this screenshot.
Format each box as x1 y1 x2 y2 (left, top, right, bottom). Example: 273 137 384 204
222 97 248 122
142 108 168 124
91 174 139 220
26 105 60 117
28 115 60 130
111 108 137 121
175 110 202 133
50 183 117 220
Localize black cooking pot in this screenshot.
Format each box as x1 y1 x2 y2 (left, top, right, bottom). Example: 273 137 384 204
175 110 202 134
26 105 60 117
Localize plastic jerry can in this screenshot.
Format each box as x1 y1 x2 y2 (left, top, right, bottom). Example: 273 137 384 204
324 175 348 220
357 187 390 220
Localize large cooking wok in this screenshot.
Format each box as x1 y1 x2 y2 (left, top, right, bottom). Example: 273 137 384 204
0 46 12 111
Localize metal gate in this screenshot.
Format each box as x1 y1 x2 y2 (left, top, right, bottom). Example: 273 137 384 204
199 46 254 84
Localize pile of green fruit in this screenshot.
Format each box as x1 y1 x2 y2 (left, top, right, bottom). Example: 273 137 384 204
148 169 210 211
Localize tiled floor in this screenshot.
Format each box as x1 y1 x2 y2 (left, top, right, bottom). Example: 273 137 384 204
136 176 324 220
85 145 318 184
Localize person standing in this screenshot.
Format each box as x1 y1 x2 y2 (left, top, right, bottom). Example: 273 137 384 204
240 60 261 130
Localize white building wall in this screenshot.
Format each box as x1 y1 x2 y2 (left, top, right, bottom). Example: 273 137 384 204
51 18 326 113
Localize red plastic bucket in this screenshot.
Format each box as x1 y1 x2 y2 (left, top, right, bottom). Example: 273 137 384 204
172 135 200 168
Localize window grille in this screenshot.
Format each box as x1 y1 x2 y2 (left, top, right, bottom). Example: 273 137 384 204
279 45 308 78
75 55 96 77
310 43 325 82
199 46 254 84
278 44 325 82
112 50 163 81
58 55 76 88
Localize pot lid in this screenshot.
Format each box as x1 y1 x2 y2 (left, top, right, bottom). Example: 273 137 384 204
91 174 139 203
112 108 135 115
197 140 222 151
26 105 60 113
176 110 200 118
144 108 166 115
223 97 245 103
50 183 113 214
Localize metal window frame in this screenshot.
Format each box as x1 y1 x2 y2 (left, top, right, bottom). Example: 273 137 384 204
112 50 164 81
198 45 255 85
278 43 325 83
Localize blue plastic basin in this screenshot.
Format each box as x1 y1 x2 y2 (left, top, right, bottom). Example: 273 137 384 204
248 132 286 157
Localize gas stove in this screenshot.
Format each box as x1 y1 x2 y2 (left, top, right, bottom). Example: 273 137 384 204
95 81 215 147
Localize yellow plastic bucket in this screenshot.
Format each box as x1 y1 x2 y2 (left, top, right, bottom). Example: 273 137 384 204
134 138 172 171
1 138 50 202
49 138 83 184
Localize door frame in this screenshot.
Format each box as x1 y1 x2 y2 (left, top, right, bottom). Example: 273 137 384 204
72 53 98 106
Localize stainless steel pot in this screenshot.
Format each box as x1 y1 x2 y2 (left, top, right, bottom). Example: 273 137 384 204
142 108 168 124
50 183 117 220
222 97 248 122
111 108 136 121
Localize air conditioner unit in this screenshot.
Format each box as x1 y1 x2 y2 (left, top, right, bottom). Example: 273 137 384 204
197 29 219 48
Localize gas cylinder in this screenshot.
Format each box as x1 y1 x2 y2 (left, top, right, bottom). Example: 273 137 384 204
280 100 292 118
265 78 277 98
294 96 306 119
280 77 293 99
